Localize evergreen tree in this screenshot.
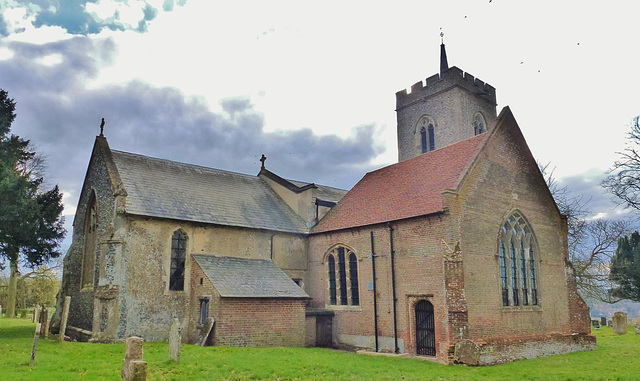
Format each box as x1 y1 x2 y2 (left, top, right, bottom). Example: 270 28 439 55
0 89 66 317
609 231 640 302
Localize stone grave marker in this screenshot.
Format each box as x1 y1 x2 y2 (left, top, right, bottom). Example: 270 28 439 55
612 312 628 334
635 318 640 335
169 318 182 362
59 296 71 342
122 337 147 381
40 308 50 337
0 305 2 318
591 320 600 328
195 317 215 346
30 323 42 366
600 317 607 326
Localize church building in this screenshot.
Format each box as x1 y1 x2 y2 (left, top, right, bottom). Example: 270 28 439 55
54 44 595 365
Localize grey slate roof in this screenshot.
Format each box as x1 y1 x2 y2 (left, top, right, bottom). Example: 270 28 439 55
110 151 309 233
288 179 348 203
193 254 309 298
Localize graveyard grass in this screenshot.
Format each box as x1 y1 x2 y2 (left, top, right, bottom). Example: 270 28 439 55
1 318 639 380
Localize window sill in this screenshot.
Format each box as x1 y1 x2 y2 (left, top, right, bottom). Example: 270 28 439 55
501 305 543 312
326 304 362 312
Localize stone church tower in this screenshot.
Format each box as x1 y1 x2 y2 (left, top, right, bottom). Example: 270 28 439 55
396 43 498 161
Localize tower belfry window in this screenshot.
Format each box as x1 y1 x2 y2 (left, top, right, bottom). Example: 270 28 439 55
474 113 486 135
417 116 436 154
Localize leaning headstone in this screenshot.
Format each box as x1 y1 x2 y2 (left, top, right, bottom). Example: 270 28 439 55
33 306 41 323
601 317 607 326
195 317 215 346
122 337 147 381
169 318 182 362
612 312 628 334
58 296 71 342
30 323 42 366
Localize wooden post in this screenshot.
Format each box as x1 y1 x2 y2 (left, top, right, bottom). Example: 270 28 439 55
30 323 41 366
58 296 71 342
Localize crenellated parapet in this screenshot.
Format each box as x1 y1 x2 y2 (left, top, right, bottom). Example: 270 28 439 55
396 67 496 111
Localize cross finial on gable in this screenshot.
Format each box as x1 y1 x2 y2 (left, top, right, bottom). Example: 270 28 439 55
260 154 267 169
100 118 105 137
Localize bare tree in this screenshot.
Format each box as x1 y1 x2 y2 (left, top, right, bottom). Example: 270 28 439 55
540 162 632 302
602 116 640 211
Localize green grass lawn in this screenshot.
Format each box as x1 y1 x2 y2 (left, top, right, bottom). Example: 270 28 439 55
1 318 638 380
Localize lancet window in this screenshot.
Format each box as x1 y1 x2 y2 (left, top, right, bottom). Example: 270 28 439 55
170 230 187 291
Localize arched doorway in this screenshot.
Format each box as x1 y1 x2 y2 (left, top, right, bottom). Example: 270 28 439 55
415 300 435 356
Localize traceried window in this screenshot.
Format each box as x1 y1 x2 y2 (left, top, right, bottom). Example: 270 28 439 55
326 246 359 306
473 113 487 135
417 116 436 153
81 192 98 289
170 230 187 291
498 212 539 307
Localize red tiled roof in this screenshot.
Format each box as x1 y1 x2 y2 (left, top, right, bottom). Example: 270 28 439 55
312 134 487 233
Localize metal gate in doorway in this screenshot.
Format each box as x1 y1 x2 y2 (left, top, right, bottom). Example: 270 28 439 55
415 300 435 356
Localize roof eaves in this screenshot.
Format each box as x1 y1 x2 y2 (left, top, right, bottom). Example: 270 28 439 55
310 210 446 235
123 211 309 235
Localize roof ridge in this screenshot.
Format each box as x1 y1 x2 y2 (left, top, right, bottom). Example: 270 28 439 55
111 149 261 179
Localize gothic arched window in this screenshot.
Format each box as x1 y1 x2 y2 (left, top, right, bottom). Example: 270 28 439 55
498 212 539 307
473 113 487 135
81 192 98 289
417 116 436 153
326 246 359 306
170 230 187 291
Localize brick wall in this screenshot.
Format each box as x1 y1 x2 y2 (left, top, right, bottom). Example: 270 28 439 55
307 109 595 364
189 258 306 347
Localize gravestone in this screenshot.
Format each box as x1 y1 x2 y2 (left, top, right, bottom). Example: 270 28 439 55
195 317 215 346
591 320 600 328
600 317 607 326
635 318 640 335
608 320 613 327
30 323 42 366
453 340 480 366
40 308 50 337
0 305 2 318
612 312 628 334
122 337 147 381
169 318 181 362
58 296 71 342
33 306 40 323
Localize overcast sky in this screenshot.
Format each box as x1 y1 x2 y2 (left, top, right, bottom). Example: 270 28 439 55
1 1 639 252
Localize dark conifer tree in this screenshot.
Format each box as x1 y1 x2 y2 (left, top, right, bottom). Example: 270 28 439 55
0 89 66 317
